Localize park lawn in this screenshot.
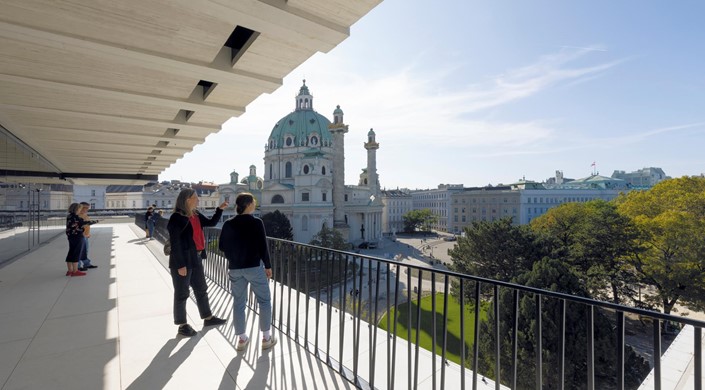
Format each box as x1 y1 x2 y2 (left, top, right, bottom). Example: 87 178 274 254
378 293 490 366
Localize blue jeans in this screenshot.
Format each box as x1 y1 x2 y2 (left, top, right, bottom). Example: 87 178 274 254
147 220 155 238
79 237 92 267
170 265 213 325
229 266 272 335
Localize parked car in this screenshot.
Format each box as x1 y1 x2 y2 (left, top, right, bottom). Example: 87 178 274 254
443 236 457 241
358 242 370 249
368 241 378 249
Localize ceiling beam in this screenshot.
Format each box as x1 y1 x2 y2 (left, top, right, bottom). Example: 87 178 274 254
0 74 246 118
0 21 281 91
0 104 219 134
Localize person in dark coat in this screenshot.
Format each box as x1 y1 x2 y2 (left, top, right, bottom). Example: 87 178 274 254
65 202 97 276
168 188 228 337
219 192 277 351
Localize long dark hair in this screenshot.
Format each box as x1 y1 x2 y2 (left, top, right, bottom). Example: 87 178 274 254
235 193 255 215
174 188 196 217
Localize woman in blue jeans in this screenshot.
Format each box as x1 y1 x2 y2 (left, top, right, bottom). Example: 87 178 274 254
219 192 276 351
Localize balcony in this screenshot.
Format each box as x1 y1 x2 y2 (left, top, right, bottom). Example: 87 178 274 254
0 219 703 389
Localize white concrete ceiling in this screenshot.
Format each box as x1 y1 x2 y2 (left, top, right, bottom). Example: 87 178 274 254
0 0 382 185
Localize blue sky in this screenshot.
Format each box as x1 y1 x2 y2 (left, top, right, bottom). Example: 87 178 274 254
161 0 705 189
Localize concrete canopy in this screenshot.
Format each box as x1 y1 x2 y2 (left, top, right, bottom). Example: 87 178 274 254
0 0 382 185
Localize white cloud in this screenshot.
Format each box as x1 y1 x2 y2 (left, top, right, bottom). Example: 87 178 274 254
161 47 622 187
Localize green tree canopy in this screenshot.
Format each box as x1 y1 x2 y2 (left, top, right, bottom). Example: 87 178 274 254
478 258 650 388
449 218 540 285
261 210 294 240
309 223 349 251
616 176 705 314
531 200 639 304
402 209 438 232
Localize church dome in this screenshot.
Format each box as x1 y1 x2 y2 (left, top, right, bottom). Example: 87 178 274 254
267 81 333 150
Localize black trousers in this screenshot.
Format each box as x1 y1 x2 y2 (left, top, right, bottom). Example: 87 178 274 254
170 264 213 325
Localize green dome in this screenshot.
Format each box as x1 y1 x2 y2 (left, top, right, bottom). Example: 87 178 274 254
268 81 333 149
268 109 333 149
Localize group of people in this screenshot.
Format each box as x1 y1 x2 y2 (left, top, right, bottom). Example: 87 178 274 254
144 205 162 240
165 189 277 351
64 189 277 352
65 202 99 276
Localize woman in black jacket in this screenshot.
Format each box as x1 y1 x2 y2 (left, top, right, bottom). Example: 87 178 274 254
168 188 228 337
219 192 276 351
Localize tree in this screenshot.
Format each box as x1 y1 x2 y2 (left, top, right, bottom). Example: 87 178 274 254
477 258 650 389
309 223 349 251
261 210 293 240
616 176 705 314
449 218 540 302
402 209 438 232
531 200 639 304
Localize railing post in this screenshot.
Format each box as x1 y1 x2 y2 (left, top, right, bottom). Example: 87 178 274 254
587 305 594 390
653 319 661 390
616 311 624 390
460 280 466 390
511 289 518 390
696 326 702 390
494 284 501 390
535 294 542 390
559 299 565 390
473 281 481 390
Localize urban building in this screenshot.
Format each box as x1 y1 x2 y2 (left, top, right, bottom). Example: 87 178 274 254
259 81 383 244
380 189 413 235
612 167 668 187
0 183 73 211
217 167 264 218
73 185 107 209
411 184 465 232
449 186 519 233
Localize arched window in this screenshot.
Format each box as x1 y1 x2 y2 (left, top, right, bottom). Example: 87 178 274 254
303 165 310 174
302 215 308 231
286 137 293 146
310 136 318 146
269 163 272 179
272 195 284 204
322 166 326 175
285 162 292 178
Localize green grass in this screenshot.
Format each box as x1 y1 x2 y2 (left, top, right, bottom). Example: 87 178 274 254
378 293 489 366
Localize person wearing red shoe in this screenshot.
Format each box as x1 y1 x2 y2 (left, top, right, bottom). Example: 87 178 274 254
168 188 228 336
65 203 97 277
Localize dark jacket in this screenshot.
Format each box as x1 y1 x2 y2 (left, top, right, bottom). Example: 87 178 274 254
219 214 271 270
167 208 223 269
66 212 96 237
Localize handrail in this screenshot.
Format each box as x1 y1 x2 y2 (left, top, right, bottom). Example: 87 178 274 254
140 217 702 390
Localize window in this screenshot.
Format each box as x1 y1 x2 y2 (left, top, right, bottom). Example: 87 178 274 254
132 200 136 207
302 192 309 202
322 192 327 202
286 137 293 146
285 162 292 178
345 194 348 202
322 166 326 175
310 136 318 146
91 190 96 196
269 163 272 179
303 165 310 174
272 194 284 204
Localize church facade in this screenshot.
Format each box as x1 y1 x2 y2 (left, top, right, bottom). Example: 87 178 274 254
259 81 383 244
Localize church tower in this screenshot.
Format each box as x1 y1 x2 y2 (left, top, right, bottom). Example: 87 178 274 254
329 105 349 235
364 128 380 195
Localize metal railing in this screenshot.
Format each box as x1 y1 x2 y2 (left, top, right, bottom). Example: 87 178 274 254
148 218 704 390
